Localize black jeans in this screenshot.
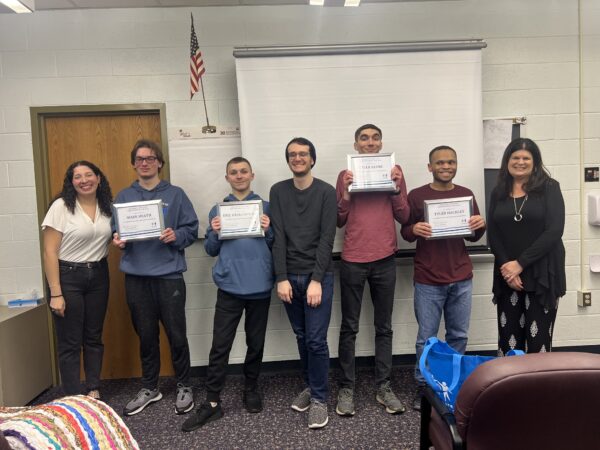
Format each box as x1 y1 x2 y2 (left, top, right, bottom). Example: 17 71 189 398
205 289 271 403
338 255 396 388
53 259 109 395
125 275 191 389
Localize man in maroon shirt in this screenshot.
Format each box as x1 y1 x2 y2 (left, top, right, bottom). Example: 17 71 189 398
335 124 410 416
400 145 486 411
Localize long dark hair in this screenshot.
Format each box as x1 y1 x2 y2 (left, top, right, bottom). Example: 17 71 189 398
52 161 113 216
494 138 551 199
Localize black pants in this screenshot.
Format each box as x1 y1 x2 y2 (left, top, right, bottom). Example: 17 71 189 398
125 275 191 389
338 255 396 388
205 289 271 403
54 259 109 395
496 290 558 355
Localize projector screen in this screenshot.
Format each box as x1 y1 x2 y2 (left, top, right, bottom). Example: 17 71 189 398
234 41 486 251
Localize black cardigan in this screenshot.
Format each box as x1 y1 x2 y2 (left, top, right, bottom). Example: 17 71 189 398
488 178 566 309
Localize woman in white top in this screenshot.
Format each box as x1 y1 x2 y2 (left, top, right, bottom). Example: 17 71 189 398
42 161 113 398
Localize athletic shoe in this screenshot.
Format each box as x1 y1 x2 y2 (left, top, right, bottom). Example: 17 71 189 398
291 387 311 412
181 402 223 432
376 381 406 414
308 399 329 429
243 387 263 413
335 387 355 416
175 383 195 415
123 388 163 416
413 385 425 411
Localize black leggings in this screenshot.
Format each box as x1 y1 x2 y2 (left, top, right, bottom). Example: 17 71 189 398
496 290 558 355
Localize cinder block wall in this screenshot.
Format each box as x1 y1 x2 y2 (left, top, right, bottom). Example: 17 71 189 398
0 0 598 367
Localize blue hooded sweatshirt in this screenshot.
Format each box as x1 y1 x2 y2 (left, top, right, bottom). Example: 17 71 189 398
204 192 274 299
114 180 199 278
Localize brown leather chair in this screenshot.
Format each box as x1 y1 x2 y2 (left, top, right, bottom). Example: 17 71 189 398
420 352 600 450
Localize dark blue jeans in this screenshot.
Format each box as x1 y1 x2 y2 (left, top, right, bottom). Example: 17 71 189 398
284 272 333 403
338 255 396 388
205 289 271 402
125 275 191 389
53 259 109 395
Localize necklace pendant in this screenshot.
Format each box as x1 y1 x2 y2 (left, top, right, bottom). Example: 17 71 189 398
514 213 523 222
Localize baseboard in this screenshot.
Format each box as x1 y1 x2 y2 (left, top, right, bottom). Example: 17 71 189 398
189 344 600 378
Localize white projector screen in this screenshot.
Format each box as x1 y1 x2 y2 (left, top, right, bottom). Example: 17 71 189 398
234 41 486 252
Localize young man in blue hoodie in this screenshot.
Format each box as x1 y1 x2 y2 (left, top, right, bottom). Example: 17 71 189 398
182 157 274 432
113 139 199 417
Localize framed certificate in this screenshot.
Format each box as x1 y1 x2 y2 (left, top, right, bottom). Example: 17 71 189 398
347 152 396 192
217 200 264 240
424 196 474 239
113 199 165 241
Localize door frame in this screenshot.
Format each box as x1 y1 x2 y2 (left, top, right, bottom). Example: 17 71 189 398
30 103 168 385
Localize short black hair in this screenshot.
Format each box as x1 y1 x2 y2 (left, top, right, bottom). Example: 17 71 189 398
354 124 382 142
226 156 252 172
428 145 457 163
285 137 316 168
130 139 164 172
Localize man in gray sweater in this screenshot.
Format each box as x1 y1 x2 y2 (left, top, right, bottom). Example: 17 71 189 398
269 137 337 429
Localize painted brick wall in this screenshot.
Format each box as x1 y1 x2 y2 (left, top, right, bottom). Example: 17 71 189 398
0 0 598 367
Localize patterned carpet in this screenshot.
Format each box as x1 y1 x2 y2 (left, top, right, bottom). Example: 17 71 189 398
32 366 422 449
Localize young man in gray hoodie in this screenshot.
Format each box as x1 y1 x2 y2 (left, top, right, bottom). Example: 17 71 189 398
113 139 198 417
182 157 274 432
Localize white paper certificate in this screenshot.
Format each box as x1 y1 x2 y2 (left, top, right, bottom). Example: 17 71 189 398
113 199 164 241
217 200 264 240
347 152 396 192
424 196 474 239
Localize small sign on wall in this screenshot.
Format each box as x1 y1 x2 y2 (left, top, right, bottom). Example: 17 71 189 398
585 167 599 182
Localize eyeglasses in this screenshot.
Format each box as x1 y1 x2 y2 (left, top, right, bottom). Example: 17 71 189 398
288 151 310 160
135 156 158 164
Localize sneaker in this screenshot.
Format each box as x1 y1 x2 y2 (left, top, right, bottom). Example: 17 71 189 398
175 383 195 415
413 385 425 412
308 399 329 429
335 387 355 416
291 387 311 412
376 381 406 414
243 387 263 413
181 402 223 432
87 390 101 400
123 388 163 416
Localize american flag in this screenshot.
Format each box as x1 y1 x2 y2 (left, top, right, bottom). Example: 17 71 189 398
190 13 205 100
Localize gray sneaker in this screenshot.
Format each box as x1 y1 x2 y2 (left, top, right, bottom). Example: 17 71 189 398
291 387 311 412
175 383 195 415
335 387 355 416
308 399 329 429
123 388 163 416
376 381 406 414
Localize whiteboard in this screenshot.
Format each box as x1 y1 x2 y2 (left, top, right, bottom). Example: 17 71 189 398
234 42 486 251
169 136 241 236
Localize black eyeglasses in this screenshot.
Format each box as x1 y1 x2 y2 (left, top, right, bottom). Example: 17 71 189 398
288 151 310 159
135 156 158 164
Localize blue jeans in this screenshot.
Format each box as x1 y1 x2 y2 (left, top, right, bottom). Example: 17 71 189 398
338 255 396 388
284 272 333 403
414 279 472 384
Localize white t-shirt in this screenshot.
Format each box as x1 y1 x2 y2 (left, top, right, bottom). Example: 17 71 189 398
41 198 112 262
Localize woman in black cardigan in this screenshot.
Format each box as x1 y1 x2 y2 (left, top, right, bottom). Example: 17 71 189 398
488 138 566 355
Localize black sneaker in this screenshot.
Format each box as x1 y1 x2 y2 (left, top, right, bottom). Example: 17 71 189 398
413 386 425 412
243 388 263 413
181 402 223 432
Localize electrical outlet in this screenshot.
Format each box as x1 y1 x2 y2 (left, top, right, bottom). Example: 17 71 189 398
577 291 592 307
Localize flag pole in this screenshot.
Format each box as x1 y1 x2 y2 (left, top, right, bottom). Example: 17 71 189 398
199 77 215 134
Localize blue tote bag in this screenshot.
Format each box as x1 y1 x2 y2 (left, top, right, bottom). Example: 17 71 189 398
419 337 523 412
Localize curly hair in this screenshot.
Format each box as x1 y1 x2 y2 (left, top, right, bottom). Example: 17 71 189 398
494 138 551 200
52 161 113 217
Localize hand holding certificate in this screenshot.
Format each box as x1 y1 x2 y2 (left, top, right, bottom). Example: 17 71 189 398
113 199 165 241
217 200 264 240
424 196 474 239
347 153 396 192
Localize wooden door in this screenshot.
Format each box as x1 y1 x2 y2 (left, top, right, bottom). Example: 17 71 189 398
44 113 175 379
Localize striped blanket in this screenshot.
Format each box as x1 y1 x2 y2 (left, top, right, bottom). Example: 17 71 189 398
0 396 139 450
